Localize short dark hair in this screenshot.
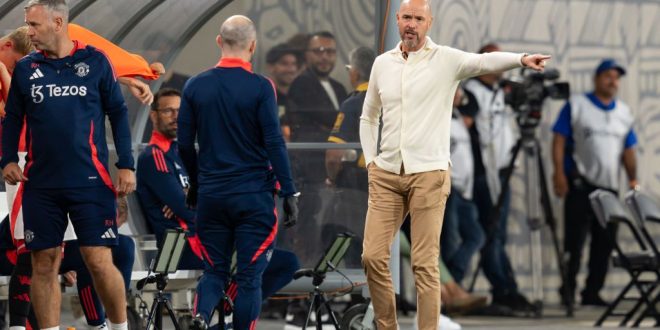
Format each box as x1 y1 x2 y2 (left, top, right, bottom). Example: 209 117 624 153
478 43 500 54
308 31 336 48
266 43 302 65
152 88 181 111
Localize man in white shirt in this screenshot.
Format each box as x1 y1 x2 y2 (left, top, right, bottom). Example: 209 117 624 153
359 1 549 329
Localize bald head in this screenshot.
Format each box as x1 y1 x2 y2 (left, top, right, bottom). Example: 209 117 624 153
219 15 256 51
399 0 432 16
397 0 433 52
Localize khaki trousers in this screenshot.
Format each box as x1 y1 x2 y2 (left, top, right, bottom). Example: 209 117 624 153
362 163 450 330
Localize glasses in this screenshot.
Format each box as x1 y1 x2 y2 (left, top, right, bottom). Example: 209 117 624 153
156 107 179 116
307 47 337 56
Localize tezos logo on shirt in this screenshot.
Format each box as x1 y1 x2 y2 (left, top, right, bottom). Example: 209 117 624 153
31 84 87 103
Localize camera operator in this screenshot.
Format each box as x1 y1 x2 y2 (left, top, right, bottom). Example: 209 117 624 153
552 59 638 307
463 43 534 313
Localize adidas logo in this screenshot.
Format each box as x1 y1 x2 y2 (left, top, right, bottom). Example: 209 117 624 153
101 228 116 239
29 68 44 80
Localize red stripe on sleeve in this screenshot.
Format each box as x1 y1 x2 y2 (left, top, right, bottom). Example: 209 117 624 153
89 121 117 194
157 150 169 173
152 148 164 172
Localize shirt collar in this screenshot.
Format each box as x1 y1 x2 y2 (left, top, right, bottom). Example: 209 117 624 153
38 40 86 58
586 92 616 111
355 82 369 92
149 130 173 153
392 36 435 57
216 57 253 73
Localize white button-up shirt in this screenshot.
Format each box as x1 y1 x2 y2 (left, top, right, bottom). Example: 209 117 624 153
360 37 524 174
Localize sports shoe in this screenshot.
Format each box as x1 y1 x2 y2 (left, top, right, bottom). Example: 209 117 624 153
412 313 461 330
581 294 609 307
190 314 208 330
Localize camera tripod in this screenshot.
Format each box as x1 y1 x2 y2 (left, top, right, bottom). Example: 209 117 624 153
138 273 181 330
468 125 573 317
293 269 342 330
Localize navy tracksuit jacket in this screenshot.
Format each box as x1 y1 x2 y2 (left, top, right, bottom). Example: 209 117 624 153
178 57 296 330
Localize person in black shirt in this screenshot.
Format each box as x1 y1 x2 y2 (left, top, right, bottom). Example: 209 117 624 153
265 43 303 141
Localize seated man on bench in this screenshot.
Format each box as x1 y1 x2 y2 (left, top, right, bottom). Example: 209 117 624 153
136 88 299 304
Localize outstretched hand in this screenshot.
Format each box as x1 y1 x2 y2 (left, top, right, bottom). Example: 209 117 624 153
522 54 552 72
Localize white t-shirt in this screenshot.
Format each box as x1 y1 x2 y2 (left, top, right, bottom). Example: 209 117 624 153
450 109 474 199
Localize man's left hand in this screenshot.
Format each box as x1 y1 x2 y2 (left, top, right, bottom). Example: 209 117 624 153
162 205 174 219
283 194 300 228
629 179 640 191
522 54 552 71
116 169 136 197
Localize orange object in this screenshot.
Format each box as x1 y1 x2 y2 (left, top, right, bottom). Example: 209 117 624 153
69 23 161 80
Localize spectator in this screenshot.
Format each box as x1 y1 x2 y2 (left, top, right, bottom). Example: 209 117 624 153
553 59 637 306
463 43 534 313
323 46 375 267
286 33 311 71
288 30 347 143
440 86 485 283
265 43 303 141
286 31 348 264
325 46 375 190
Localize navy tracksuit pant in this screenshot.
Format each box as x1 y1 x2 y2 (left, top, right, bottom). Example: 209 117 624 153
194 191 277 330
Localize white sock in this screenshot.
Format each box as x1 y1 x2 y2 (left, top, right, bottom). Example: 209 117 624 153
9 326 26 330
109 321 127 330
42 327 60 330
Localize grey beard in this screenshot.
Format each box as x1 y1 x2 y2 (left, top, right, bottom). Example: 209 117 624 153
403 39 418 50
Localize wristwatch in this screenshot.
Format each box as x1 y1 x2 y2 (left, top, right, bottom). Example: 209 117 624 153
521 53 529 67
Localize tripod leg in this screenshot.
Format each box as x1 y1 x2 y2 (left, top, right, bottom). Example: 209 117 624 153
162 298 181 330
315 293 323 330
319 294 341 330
535 141 573 317
156 303 164 330
145 298 161 330
303 293 315 330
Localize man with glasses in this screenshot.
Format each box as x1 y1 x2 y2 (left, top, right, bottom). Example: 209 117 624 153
286 31 348 264
288 31 347 144
136 88 204 269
